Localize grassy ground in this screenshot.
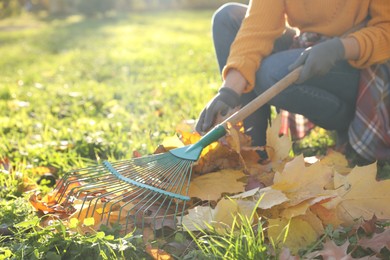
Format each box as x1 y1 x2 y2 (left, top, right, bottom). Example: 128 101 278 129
0 11 219 170
2 10 386 259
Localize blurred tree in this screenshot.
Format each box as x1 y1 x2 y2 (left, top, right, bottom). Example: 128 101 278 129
76 0 115 17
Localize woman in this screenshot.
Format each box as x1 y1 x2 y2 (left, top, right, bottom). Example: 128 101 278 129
196 0 390 163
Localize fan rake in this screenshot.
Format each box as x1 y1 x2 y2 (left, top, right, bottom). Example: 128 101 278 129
53 67 301 235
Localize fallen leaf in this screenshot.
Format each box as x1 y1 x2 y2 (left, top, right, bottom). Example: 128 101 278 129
305 239 351 260
267 216 320 254
272 155 335 206
188 169 246 201
334 163 390 224
146 244 173 260
266 114 292 163
319 149 351 175
162 135 184 150
212 198 254 232
358 228 390 252
181 206 214 231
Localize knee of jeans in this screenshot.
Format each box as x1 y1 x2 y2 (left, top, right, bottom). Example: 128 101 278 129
255 62 280 94
212 3 243 29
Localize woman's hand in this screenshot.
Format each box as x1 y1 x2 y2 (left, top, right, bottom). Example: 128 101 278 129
195 69 247 134
289 37 346 83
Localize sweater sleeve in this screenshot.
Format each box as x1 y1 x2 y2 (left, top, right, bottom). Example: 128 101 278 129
222 0 286 92
348 0 390 68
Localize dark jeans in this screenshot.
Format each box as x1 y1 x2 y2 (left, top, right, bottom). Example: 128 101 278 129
212 3 360 147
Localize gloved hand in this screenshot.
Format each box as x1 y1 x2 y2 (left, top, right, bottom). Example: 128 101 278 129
289 37 345 84
195 87 240 134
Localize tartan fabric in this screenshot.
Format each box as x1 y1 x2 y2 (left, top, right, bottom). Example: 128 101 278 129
348 61 390 161
279 110 315 139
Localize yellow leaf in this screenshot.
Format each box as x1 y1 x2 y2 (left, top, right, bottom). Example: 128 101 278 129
226 123 241 154
161 135 184 150
231 187 289 210
268 216 320 254
333 163 390 224
272 155 335 206
213 198 239 231
319 150 351 175
266 114 292 162
146 244 173 260
281 201 310 218
188 169 246 201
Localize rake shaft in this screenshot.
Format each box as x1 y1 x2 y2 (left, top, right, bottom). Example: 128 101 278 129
53 67 301 234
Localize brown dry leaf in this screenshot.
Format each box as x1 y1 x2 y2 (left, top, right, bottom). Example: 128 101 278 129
305 239 351 260
279 247 300 260
181 206 214 231
188 169 246 201
146 244 173 260
333 163 390 224
310 201 344 227
29 193 60 214
357 228 390 252
193 142 241 174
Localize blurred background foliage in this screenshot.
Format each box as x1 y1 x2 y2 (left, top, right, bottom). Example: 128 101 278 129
0 0 248 18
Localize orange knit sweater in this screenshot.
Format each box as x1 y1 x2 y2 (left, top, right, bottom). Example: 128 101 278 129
223 0 390 91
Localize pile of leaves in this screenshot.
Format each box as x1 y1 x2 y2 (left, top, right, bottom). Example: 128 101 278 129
29 115 390 258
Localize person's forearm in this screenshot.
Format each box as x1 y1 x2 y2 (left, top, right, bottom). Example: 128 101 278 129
222 69 247 95
341 37 360 60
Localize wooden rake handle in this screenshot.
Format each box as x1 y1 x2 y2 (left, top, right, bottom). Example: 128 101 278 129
220 66 302 127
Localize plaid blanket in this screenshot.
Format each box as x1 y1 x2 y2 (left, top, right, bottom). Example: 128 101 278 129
279 32 390 160
348 61 390 161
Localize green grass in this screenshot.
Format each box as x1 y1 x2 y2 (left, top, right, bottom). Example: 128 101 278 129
0 10 221 259
0 11 220 172
2 9 274 260
2 10 386 260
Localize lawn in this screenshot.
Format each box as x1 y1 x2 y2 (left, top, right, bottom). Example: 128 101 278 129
0 10 221 259
1 10 389 260
0 10 219 167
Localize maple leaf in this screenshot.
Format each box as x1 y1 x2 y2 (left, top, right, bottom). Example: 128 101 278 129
181 206 214 231
267 215 322 254
232 186 289 210
266 114 292 163
187 169 246 201
333 163 390 225
212 198 255 232
357 228 390 253
310 201 345 227
319 149 351 175
161 134 184 150
272 155 336 207
305 239 351 260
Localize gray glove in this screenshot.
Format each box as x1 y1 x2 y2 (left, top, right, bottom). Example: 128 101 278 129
289 37 345 84
196 87 240 133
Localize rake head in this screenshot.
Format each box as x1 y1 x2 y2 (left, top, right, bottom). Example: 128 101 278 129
54 152 194 235
53 125 227 234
